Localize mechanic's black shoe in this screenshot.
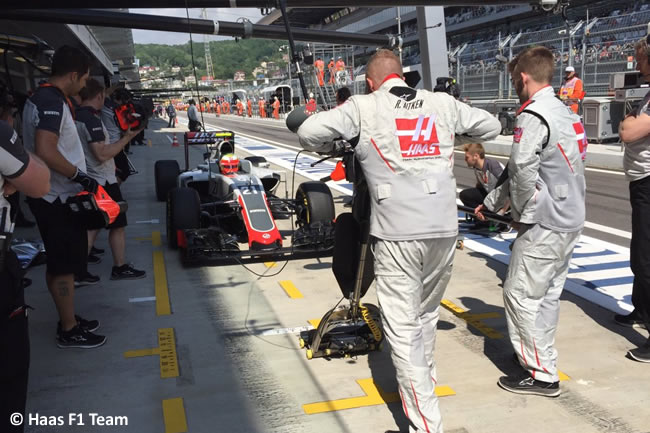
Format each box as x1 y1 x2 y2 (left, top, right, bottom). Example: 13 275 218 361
111 264 146 280
56 325 106 349
74 272 100 288
87 254 102 265
57 315 100 334
614 311 646 329
90 246 105 256
498 375 560 397
628 342 650 363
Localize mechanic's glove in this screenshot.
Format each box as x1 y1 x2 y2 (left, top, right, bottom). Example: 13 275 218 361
70 168 99 194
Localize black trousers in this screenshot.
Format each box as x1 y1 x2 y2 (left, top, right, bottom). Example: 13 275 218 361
168 115 176 127
459 185 488 210
0 252 29 433
630 175 650 332
188 119 201 132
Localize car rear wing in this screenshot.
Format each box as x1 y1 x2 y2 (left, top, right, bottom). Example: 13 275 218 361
183 130 235 171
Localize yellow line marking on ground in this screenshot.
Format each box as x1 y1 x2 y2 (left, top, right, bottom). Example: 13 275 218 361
308 319 321 328
152 231 162 247
441 299 503 339
303 378 455 415
135 236 153 242
154 250 171 315
123 328 179 378
124 348 160 358
264 261 277 268
159 328 180 378
442 300 572 381
279 280 303 299
162 398 188 433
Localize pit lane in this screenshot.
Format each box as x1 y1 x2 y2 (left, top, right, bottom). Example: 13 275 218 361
17 116 650 433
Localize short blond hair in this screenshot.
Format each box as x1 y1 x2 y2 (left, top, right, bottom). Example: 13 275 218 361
463 142 485 159
366 49 403 84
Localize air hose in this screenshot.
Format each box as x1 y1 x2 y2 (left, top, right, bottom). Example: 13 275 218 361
360 303 382 342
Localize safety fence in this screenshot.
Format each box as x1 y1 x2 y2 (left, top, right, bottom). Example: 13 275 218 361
449 8 650 100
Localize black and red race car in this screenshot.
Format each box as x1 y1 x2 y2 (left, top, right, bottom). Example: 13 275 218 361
154 130 336 264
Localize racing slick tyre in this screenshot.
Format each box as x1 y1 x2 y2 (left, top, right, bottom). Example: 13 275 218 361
295 181 335 225
167 187 201 249
155 160 180 202
244 156 268 167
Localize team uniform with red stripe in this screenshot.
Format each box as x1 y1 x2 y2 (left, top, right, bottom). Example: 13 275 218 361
484 85 586 384
297 75 501 433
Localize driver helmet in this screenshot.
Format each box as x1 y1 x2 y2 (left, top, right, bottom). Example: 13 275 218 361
219 153 239 175
309 92 314 98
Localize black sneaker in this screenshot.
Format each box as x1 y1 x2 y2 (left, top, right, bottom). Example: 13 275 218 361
87 254 102 265
74 272 100 287
90 246 105 256
110 264 146 280
614 311 646 329
497 375 561 397
57 315 100 335
628 342 650 363
56 325 106 349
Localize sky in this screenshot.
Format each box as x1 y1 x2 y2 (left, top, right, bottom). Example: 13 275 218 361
131 8 264 45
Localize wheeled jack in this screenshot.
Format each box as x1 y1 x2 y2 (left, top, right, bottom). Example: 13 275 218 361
299 150 384 360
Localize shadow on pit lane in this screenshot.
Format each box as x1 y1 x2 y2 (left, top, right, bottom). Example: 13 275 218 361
456 296 522 377
467 251 507 286
367 347 410 433
560 290 648 348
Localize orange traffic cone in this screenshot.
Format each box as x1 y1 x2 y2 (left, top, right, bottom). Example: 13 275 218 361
172 134 179 147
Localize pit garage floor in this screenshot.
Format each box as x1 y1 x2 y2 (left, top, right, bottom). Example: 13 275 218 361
14 117 650 433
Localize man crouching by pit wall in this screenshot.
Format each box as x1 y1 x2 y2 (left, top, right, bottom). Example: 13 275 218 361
291 49 502 433
476 46 587 397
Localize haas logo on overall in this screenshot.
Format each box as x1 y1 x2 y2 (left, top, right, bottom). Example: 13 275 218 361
395 114 440 158
573 121 588 161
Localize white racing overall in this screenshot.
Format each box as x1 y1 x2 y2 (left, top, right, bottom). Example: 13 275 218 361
298 76 501 432
484 86 587 383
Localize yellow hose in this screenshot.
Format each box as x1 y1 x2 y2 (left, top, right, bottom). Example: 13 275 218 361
360 303 382 342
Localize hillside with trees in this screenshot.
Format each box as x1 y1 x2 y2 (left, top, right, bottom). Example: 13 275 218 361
135 39 289 80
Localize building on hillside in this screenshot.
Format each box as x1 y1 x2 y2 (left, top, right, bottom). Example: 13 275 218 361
171 66 181 73
184 75 196 85
234 70 246 81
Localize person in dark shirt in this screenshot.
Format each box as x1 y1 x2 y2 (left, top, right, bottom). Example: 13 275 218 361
22 45 107 349
460 142 509 230
0 85 50 433
75 78 146 281
167 103 176 128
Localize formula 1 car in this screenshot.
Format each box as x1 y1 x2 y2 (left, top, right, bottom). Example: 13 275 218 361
153 130 335 264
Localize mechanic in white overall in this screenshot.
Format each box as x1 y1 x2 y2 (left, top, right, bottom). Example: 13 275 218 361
476 46 586 397
291 49 501 433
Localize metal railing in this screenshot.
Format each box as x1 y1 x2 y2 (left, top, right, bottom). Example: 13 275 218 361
449 8 650 100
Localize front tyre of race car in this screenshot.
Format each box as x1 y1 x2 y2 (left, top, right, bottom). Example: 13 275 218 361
295 181 335 226
155 160 180 201
167 187 201 249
